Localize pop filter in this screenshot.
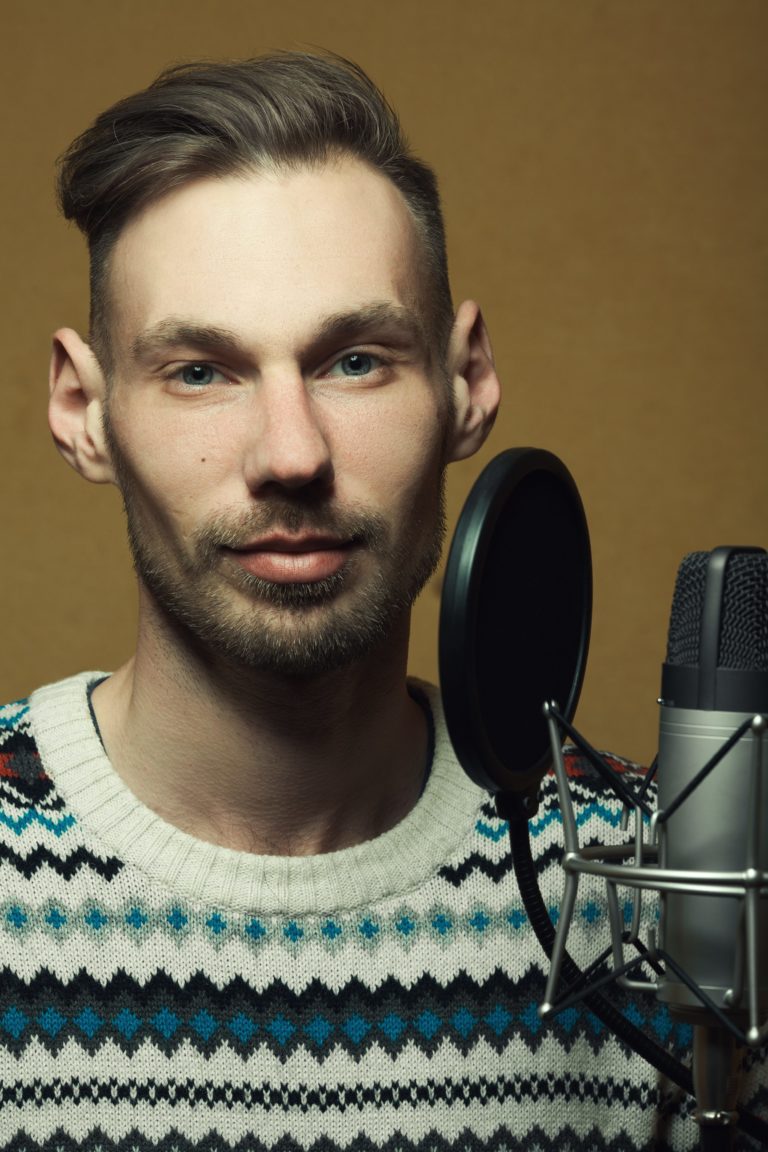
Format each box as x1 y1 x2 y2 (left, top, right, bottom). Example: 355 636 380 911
439 448 592 796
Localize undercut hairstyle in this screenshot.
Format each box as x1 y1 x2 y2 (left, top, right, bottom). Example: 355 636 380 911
56 52 454 375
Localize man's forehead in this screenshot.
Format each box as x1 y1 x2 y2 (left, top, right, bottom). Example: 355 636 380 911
107 159 427 349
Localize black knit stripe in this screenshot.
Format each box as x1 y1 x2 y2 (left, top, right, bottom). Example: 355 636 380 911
0 842 122 879
0 1125 667 1152
0 968 691 1060
0 1070 669 1112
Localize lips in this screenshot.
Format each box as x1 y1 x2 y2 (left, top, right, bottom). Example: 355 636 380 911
224 535 353 583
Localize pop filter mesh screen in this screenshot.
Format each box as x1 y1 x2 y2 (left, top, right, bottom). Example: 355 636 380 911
475 470 588 775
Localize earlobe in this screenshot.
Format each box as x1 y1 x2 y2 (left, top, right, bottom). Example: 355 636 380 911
446 301 501 463
48 328 115 484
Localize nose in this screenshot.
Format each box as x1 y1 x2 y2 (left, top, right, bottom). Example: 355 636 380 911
242 372 333 493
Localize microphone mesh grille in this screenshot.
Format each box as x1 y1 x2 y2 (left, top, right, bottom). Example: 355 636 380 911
666 551 768 671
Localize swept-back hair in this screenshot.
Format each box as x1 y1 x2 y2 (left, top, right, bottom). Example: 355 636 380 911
57 52 453 372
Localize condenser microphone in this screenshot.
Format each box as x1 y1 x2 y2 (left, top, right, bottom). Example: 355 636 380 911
657 546 768 1025
656 547 768 1135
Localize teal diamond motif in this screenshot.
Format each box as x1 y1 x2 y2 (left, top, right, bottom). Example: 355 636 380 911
485 1005 513 1036
580 900 601 925
379 1013 406 1042
321 920 342 940
167 907 188 931
624 1002 645 1028
469 911 490 932
113 1008 141 1039
228 1013 257 1043
358 918 379 940
45 908 67 930
521 1000 542 1035
343 1014 371 1044
559 1007 579 1033
125 907 148 930
431 913 452 936
1 1007 27 1039
38 1007 66 1036
305 1015 333 1045
151 1008 181 1039
395 916 415 936
652 1006 673 1043
507 909 527 929
191 1010 217 1041
450 1007 476 1038
206 912 227 936
75 1007 103 1038
245 918 266 940
267 1015 295 1045
6 906 27 929
415 1009 441 1039
84 908 108 931
587 1010 604 1036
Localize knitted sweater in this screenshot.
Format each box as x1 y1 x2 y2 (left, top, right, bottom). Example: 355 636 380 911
0 673 764 1151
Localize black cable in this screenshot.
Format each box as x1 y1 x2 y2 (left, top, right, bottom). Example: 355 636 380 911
499 794 768 1149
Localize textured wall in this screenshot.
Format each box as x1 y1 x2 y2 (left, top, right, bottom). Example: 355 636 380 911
2 0 766 764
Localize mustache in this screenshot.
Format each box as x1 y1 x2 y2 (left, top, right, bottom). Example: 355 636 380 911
193 498 389 558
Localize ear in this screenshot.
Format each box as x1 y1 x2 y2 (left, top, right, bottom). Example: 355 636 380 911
48 328 115 484
445 300 501 463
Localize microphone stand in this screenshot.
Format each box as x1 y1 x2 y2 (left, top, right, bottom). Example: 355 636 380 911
515 704 768 1151
499 791 768 1149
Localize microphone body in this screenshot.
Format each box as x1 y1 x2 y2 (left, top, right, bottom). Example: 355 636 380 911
657 703 768 1018
656 546 768 1141
657 547 768 1025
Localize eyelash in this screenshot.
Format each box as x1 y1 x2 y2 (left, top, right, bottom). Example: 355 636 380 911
163 349 390 389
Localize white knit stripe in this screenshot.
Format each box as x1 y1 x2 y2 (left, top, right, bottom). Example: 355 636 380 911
0 1034 699 1149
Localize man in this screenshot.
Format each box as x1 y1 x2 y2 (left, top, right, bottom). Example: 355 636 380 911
0 53 762 1151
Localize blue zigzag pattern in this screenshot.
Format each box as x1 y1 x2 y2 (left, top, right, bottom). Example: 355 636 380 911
476 799 626 844
0 702 29 730
0 808 76 838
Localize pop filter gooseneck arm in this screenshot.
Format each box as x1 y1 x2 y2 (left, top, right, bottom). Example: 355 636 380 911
437 449 767 1147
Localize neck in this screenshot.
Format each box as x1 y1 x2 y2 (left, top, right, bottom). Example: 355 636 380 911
92 600 429 855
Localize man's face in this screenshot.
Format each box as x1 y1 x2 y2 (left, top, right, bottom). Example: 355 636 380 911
102 158 454 675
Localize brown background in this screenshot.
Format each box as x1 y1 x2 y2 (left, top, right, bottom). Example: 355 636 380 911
1 0 766 766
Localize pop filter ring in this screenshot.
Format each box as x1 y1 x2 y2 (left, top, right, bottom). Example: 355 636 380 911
439 447 592 795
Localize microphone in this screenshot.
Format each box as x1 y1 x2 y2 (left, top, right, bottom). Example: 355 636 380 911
656 547 768 1135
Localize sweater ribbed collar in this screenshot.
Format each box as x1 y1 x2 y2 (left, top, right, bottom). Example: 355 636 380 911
30 672 485 916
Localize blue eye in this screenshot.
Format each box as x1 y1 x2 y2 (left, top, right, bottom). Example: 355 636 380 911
333 353 377 377
181 363 216 386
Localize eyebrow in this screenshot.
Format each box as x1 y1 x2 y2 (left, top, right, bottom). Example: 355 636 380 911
131 321 245 364
130 303 429 365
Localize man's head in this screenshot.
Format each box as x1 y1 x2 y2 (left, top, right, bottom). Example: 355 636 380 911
49 54 500 677
57 52 454 378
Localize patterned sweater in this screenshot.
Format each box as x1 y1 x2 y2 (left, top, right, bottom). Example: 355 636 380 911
0 673 764 1151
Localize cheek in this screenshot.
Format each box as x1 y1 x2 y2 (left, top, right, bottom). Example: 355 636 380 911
342 400 446 517
109 411 227 533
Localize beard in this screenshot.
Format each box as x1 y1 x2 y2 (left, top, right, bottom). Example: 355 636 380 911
110 449 446 678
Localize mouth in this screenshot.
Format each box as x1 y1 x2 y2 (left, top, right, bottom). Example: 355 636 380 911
223 535 355 583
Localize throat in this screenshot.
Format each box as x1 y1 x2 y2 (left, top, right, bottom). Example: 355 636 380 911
88 664 432 856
